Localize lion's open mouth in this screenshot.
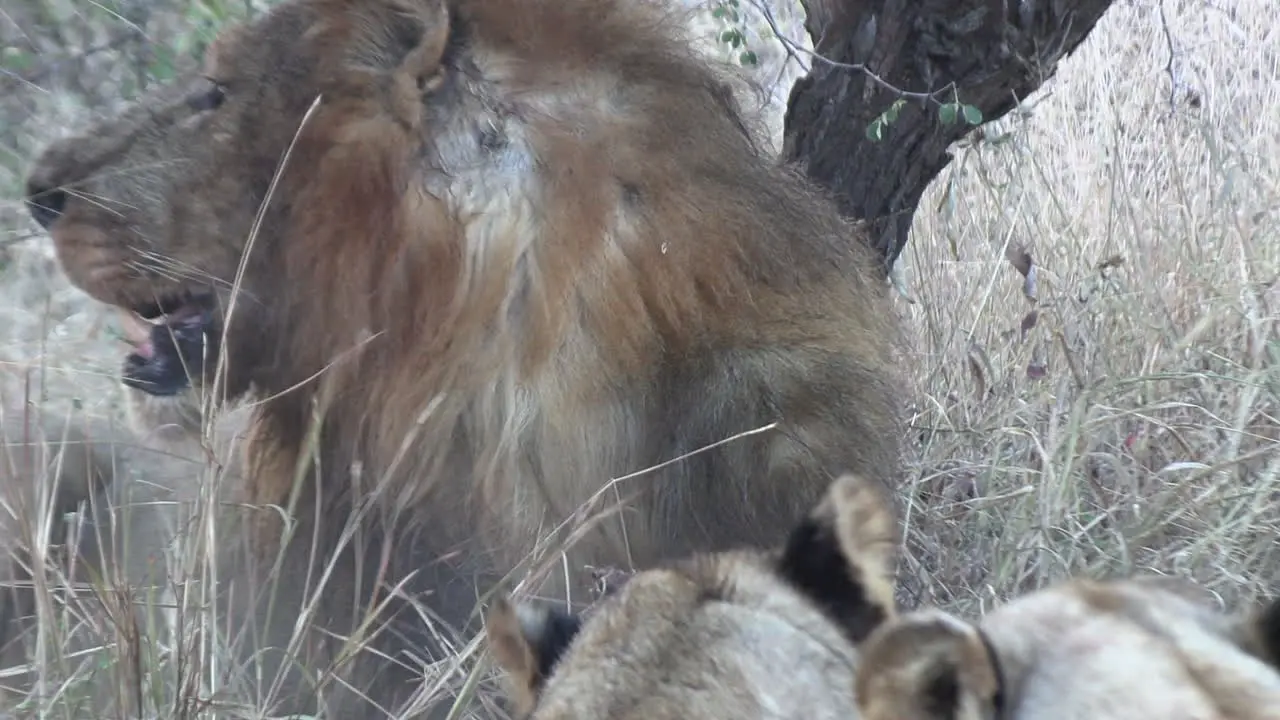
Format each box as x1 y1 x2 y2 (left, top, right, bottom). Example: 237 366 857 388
118 292 221 396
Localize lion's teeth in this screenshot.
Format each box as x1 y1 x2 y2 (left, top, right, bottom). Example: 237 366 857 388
118 309 155 346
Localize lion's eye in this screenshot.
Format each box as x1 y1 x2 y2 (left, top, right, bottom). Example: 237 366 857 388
188 82 227 113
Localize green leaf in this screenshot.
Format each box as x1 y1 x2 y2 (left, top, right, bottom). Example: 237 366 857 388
147 45 178 83
716 29 743 48
712 6 726 18
1 48 34 73
739 50 758 66
191 0 230 24
938 103 958 125
962 103 984 125
865 118 884 142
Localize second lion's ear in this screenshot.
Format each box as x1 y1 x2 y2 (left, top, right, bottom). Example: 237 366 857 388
485 596 582 714
1233 594 1280 670
1258 596 1280 668
775 473 899 643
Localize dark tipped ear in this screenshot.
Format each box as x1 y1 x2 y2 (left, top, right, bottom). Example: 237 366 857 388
1236 595 1280 669
485 596 582 712
855 610 1002 720
775 473 898 642
1258 597 1280 666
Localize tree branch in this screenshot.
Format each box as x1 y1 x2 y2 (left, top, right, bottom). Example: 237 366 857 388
782 0 1118 273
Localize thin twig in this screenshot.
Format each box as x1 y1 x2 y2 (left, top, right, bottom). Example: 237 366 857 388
1158 1 1179 110
742 0 958 106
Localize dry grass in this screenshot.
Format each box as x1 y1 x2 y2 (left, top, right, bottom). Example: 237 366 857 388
0 0 1278 717
895 0 1280 616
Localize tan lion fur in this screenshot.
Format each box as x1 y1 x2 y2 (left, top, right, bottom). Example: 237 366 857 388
486 472 899 720
21 0 902 713
855 575 1280 720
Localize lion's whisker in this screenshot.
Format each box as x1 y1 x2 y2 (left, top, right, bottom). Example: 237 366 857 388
63 188 129 218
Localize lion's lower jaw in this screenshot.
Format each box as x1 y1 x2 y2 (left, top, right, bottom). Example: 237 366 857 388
121 381 230 443
123 386 188 434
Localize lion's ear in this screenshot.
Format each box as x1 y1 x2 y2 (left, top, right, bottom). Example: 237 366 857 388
855 610 1002 720
485 596 582 712
774 472 898 642
316 0 454 128
1235 595 1280 670
1257 597 1280 667
330 0 453 84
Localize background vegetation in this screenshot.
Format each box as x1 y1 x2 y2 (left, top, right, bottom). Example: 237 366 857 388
1 0 1277 716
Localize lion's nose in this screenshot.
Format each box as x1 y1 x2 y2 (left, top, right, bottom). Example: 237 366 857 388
24 179 68 230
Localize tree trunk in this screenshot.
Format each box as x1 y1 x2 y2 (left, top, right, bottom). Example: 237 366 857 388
782 0 1118 273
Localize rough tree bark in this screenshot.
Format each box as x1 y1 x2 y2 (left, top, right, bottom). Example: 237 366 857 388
782 0 1118 274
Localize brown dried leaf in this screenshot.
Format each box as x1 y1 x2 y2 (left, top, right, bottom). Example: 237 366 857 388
1020 310 1039 341
1005 243 1037 303
966 343 992 400
1096 254 1125 270
1005 243 1033 278
942 472 980 504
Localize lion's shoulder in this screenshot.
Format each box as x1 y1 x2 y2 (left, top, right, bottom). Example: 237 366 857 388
485 472 899 720
855 575 1280 720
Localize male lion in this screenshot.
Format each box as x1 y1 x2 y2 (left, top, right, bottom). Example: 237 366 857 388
486 472 898 720
21 0 901 714
855 576 1280 719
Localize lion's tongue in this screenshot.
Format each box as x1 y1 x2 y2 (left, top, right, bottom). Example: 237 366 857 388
118 309 156 359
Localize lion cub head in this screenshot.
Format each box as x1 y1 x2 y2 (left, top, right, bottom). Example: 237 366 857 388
485 473 899 720
855 575 1280 720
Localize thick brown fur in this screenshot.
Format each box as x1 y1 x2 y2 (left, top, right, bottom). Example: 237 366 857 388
486 472 899 720
22 0 902 714
855 575 1280 720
